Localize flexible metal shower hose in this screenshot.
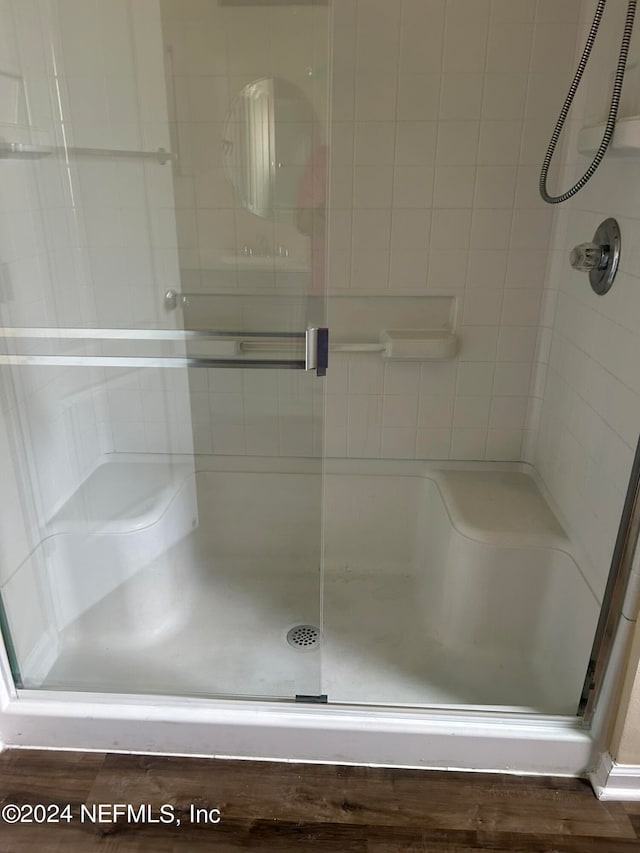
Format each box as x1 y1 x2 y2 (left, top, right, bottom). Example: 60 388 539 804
539 0 637 205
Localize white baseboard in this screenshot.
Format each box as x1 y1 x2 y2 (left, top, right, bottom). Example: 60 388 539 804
590 751 640 800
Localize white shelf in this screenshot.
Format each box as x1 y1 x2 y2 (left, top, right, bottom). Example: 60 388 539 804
381 329 459 361
578 117 640 157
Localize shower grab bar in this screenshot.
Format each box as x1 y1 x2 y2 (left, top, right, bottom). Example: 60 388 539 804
0 142 175 165
240 340 385 354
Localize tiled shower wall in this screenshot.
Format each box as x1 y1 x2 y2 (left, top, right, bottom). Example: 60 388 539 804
529 0 640 599
0 0 105 534
160 0 328 283
0 0 191 519
159 0 328 457
53 0 192 458
162 0 582 460
0 0 189 664
324 0 581 460
0 0 110 664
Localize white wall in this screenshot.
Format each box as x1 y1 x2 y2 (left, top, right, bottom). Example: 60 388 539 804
159 0 328 458
323 0 581 461
161 0 327 287
0 0 108 525
0 0 189 672
50 0 192 457
1 0 192 523
530 0 640 600
160 0 581 461
0 0 101 670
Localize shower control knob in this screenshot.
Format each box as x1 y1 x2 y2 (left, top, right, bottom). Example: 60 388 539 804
570 241 606 272
568 219 621 295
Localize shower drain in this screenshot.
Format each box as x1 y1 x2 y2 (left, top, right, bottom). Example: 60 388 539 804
286 624 321 650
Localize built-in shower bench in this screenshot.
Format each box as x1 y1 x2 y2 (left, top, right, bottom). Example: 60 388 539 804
43 456 197 632
50 459 193 535
416 468 596 712
430 469 570 550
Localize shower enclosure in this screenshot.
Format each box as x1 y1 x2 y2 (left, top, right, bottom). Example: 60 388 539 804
0 0 638 774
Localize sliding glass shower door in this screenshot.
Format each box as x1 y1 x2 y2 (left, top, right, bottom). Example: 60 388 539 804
0 0 330 701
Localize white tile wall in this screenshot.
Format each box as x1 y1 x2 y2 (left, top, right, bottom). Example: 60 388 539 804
321 0 580 461
0 0 104 529
161 0 323 283
0 0 605 540
0 0 190 530
48 0 192 458
528 0 640 599
1 0 604 540
161 0 581 463
160 0 329 458
0 0 98 670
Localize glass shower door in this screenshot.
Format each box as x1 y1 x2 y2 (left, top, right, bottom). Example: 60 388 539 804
0 0 329 702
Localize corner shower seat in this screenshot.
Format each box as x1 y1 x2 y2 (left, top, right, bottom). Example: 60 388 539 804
431 470 570 549
45 457 197 632
416 468 599 713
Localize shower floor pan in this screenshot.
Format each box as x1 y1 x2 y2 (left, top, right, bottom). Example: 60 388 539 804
33 456 599 716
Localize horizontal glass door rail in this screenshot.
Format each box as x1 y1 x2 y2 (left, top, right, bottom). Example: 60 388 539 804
0 355 307 369
0 327 327 373
0 327 307 341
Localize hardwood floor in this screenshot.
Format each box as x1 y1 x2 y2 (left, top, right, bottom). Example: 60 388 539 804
0 750 639 851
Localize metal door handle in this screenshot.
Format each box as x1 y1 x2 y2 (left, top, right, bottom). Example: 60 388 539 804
305 327 329 377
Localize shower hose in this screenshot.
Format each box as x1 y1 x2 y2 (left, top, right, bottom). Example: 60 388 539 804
539 0 637 205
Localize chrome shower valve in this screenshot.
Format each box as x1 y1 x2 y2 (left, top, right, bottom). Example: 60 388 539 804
570 242 607 272
569 217 621 295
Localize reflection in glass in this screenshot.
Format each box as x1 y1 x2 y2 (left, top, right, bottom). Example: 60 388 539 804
223 77 316 223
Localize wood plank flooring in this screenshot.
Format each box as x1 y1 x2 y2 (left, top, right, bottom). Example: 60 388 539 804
0 749 639 851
